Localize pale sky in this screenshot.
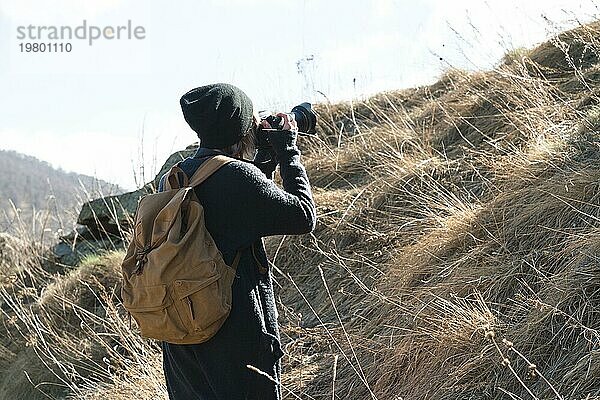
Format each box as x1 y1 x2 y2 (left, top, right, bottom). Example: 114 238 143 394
0 0 598 190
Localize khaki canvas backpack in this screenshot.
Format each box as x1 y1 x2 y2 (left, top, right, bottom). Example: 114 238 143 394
121 155 240 344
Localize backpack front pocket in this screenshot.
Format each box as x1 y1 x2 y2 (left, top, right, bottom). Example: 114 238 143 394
122 283 187 341
173 274 231 332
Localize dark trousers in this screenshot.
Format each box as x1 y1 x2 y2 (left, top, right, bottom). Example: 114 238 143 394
161 326 282 399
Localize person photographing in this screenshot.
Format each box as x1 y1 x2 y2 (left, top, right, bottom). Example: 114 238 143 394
156 83 317 399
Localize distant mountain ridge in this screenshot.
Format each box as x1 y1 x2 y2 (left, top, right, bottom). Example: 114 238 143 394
0 149 125 234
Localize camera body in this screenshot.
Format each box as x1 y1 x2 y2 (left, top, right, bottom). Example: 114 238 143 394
255 102 317 151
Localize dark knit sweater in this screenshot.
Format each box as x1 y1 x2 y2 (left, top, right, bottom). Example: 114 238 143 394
158 130 316 400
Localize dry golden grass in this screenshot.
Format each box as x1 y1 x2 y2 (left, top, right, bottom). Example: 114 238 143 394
2 19 600 400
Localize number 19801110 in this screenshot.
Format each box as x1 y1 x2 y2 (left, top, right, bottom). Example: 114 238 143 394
19 43 72 52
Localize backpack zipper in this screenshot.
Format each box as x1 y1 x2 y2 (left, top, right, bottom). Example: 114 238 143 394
185 297 195 320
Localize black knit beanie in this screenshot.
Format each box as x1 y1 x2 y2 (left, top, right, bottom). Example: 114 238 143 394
180 83 254 149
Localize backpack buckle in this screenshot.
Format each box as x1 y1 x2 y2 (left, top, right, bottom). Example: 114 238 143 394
133 248 150 275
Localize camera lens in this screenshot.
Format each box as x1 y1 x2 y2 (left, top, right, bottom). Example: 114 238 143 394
291 102 317 134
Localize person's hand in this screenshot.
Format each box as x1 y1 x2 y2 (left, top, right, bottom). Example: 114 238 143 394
260 113 298 132
278 112 298 132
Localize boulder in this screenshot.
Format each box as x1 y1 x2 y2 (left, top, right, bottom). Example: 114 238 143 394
50 225 118 267
52 238 121 267
77 144 198 236
76 187 148 237
150 144 199 190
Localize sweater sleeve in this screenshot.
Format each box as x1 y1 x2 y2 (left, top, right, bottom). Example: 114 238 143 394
222 132 316 242
253 147 277 180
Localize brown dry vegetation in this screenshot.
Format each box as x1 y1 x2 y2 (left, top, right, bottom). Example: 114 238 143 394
2 20 600 400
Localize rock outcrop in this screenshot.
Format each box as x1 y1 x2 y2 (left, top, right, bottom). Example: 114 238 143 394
77 144 198 236
52 144 198 266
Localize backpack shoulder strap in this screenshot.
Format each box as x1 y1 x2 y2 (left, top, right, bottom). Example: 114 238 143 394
188 155 235 188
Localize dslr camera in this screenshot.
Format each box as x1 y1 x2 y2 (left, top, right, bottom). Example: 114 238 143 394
255 102 317 151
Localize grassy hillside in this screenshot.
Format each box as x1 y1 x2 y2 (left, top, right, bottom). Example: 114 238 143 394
2 20 600 399
0 149 123 237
